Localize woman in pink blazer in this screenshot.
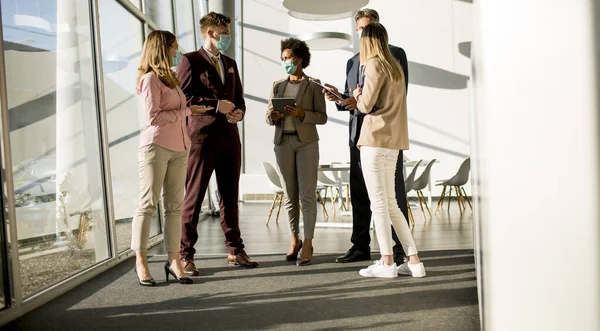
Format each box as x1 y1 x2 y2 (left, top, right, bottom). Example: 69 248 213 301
132 30 211 286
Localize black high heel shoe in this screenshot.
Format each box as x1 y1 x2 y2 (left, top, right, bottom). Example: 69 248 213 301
164 261 193 284
285 240 303 261
134 267 156 287
297 245 313 266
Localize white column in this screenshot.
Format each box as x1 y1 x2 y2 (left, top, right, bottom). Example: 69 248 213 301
208 0 236 59
471 1 600 330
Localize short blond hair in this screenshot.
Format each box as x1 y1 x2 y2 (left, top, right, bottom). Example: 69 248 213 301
355 8 379 23
199 12 231 34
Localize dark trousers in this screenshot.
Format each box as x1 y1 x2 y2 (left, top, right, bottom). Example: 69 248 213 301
180 141 244 258
349 146 409 257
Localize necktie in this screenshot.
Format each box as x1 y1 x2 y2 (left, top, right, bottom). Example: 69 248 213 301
211 56 222 82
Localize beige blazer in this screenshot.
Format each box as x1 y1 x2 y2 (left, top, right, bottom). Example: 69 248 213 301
266 75 327 145
356 58 409 150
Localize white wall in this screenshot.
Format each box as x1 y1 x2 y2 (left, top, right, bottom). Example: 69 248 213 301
472 1 600 330
241 0 472 197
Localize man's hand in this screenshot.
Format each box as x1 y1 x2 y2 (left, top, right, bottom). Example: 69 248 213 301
284 103 306 119
339 96 357 110
323 84 341 102
189 105 214 114
226 109 244 123
269 111 284 122
217 100 235 114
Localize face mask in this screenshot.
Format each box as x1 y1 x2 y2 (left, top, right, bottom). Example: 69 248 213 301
357 29 363 38
282 59 298 75
172 50 181 67
215 34 232 51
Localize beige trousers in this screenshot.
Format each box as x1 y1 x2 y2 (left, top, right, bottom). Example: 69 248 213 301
131 144 188 253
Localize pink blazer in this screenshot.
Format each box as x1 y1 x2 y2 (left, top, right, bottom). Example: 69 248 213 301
138 72 192 152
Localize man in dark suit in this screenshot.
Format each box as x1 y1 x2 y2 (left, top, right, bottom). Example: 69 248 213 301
176 12 258 274
324 8 410 264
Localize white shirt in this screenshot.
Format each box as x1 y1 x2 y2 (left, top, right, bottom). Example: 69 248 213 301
282 82 300 132
202 46 225 84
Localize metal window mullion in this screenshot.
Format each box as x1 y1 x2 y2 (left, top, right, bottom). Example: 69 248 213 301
0 2 23 311
171 0 177 34
92 0 118 261
116 0 161 31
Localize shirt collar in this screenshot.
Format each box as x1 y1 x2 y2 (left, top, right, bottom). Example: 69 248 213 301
202 46 221 59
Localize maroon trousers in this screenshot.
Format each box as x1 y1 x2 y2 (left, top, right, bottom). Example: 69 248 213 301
180 141 243 258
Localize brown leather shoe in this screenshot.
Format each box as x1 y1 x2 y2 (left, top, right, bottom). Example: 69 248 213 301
180 258 199 276
227 251 259 268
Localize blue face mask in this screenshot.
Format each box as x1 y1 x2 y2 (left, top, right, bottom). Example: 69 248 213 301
215 34 232 51
172 50 181 67
282 59 298 75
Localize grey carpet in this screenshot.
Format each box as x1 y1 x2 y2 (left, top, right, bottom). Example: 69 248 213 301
6 250 480 331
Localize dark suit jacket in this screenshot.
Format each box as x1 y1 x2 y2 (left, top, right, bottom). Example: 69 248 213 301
176 49 245 145
337 44 408 147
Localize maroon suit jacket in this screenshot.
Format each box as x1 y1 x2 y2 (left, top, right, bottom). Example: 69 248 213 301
176 49 245 145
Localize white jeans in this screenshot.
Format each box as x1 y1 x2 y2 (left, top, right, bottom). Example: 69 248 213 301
361 146 418 256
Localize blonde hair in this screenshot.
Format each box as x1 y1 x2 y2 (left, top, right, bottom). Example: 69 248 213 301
200 12 231 34
359 23 403 84
137 30 180 90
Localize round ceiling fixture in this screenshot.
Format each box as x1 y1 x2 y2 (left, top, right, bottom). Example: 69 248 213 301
299 32 352 51
288 10 354 21
283 0 368 15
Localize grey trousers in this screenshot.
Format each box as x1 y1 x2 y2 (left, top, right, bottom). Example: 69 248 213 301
131 144 188 253
274 135 319 239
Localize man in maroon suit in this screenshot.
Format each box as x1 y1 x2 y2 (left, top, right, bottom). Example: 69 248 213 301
176 12 258 274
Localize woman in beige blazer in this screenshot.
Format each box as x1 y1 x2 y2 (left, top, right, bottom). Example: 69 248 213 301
266 38 327 266
353 23 426 278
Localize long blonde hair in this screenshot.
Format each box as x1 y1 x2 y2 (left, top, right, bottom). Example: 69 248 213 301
359 23 403 84
137 30 180 90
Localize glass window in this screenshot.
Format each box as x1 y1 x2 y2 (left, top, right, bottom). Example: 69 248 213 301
145 0 174 32
175 0 195 51
98 0 160 253
1 0 110 297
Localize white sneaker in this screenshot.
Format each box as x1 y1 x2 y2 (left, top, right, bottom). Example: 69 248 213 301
398 262 426 278
359 260 398 278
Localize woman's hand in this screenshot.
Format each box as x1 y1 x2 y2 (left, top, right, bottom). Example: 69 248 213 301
190 105 214 114
352 84 362 101
284 104 306 118
270 111 284 121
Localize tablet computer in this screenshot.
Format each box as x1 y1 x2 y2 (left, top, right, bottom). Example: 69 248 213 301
272 98 296 116
309 79 344 100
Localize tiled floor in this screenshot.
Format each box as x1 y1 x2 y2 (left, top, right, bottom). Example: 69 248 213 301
150 198 473 257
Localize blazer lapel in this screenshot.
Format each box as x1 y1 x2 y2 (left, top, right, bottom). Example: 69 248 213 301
348 58 360 91
198 49 225 89
294 76 310 105
275 80 288 98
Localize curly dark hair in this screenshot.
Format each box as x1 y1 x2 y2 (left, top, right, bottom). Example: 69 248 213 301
280 38 311 68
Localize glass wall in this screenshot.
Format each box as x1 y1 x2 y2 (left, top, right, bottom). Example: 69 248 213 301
1 0 110 297
0 0 205 322
175 0 195 51
98 0 160 253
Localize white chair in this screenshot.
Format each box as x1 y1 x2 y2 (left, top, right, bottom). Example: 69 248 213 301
411 159 436 220
404 160 422 227
331 162 351 210
317 171 340 216
262 162 284 225
434 158 472 215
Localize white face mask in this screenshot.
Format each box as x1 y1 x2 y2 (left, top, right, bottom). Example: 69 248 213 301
357 29 363 38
